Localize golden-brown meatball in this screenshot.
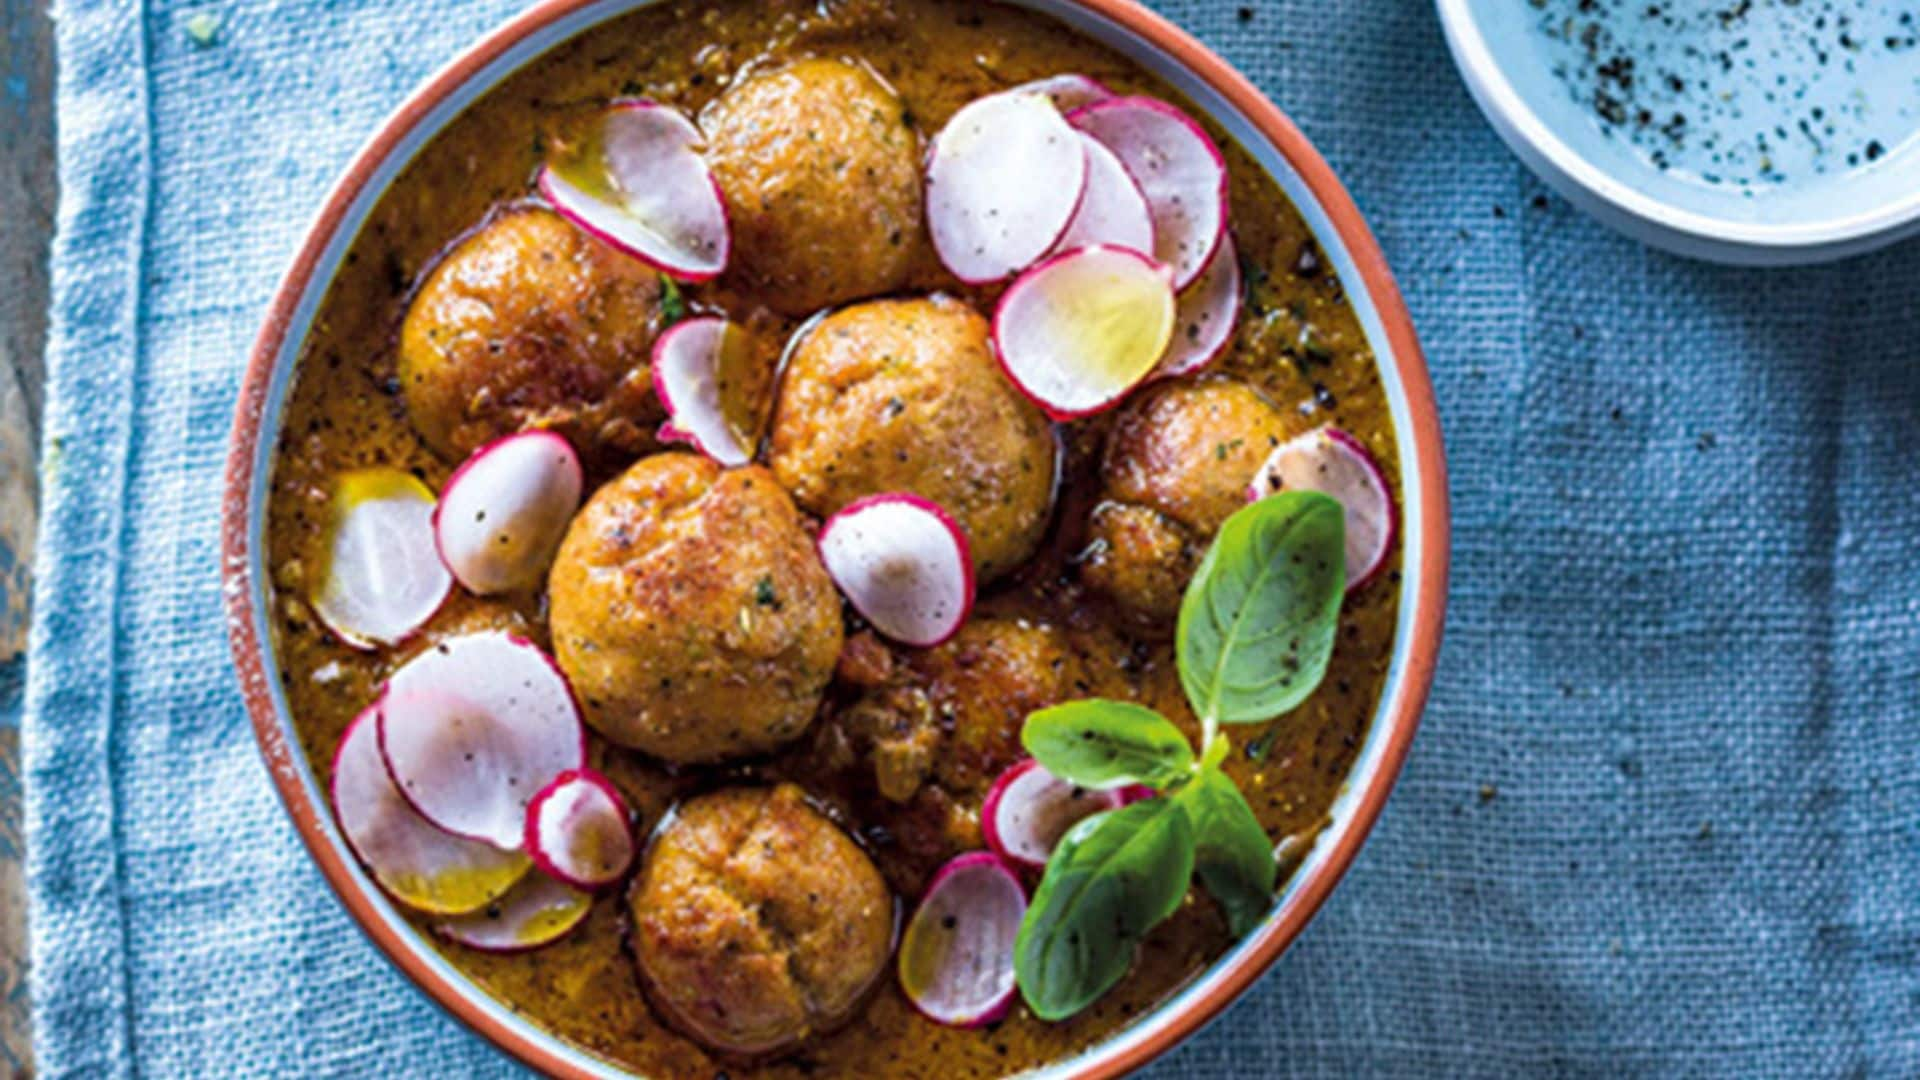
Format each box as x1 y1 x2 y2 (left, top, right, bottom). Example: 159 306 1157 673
701 58 922 315
548 453 843 763
399 205 662 463
1083 379 1293 623
630 784 894 1059
768 296 1057 579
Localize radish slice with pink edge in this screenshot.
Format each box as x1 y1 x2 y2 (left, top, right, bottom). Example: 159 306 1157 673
433 431 582 595
310 467 452 649
651 316 760 467
537 101 729 282
927 90 1088 284
992 244 1176 420
523 768 635 890
436 871 592 953
981 758 1127 870
897 852 1027 1028
1069 96 1228 290
1048 132 1155 258
1009 73 1116 112
332 705 530 915
1153 232 1242 380
1247 426 1397 592
817 494 975 648
378 631 586 850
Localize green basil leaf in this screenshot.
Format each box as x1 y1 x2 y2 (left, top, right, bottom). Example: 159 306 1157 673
1177 491 1345 725
1177 768 1276 937
1023 700 1195 791
1014 797 1197 1020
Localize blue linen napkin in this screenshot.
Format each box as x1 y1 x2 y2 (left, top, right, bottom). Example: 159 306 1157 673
26 0 1920 1076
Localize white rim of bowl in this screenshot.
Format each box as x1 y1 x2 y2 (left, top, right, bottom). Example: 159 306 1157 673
1436 0 1920 258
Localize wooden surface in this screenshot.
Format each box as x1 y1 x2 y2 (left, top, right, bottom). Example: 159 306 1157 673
1 0 54 1073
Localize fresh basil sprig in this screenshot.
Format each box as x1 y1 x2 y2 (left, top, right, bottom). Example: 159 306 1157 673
1014 491 1347 1018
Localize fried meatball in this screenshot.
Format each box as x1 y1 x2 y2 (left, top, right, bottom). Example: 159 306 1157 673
630 785 894 1059
1083 379 1293 623
399 205 662 463
768 296 1057 579
548 453 843 763
701 58 922 315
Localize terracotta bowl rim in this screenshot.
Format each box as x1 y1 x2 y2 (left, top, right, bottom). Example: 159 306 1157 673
219 1 1451 1076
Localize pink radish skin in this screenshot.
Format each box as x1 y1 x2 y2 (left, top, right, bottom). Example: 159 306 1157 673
1009 73 1116 113
1069 97 1228 290
311 468 452 650
378 631 587 850
897 852 1028 1028
981 758 1129 870
1153 232 1243 380
1048 132 1155 259
927 90 1089 284
432 431 583 596
332 706 530 915
436 871 592 953
991 244 1178 421
1246 426 1397 592
538 101 729 282
650 317 755 467
817 494 975 648
523 768 635 890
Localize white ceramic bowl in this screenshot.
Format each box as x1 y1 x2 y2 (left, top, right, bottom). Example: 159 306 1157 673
1439 0 1920 265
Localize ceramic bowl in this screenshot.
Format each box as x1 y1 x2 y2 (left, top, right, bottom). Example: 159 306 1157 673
1439 0 1920 265
221 1 1449 1075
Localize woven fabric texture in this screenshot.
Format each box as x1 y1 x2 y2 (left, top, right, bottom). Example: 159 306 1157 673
26 0 1920 1076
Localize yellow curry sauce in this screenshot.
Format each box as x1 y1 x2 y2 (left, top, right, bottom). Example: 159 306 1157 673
265 0 1401 1075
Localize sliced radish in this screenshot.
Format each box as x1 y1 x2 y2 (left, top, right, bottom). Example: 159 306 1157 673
992 245 1176 420
1069 97 1228 290
378 631 586 850
433 431 582 595
332 706 530 915
1153 232 1242 380
436 871 592 953
538 101 729 282
981 758 1127 870
817 494 975 648
310 468 451 649
523 768 635 890
1009 73 1116 113
1048 132 1154 258
651 316 760 467
1247 426 1397 592
897 852 1027 1028
926 90 1088 285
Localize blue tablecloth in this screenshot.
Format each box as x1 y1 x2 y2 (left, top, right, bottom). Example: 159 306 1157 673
26 0 1920 1075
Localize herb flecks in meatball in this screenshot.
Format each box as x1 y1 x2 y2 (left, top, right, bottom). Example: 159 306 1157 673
548 453 843 763
398 205 664 463
701 58 923 315
769 296 1057 580
630 785 894 1059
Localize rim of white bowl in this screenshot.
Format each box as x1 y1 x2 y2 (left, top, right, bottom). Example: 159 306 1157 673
1436 0 1920 266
